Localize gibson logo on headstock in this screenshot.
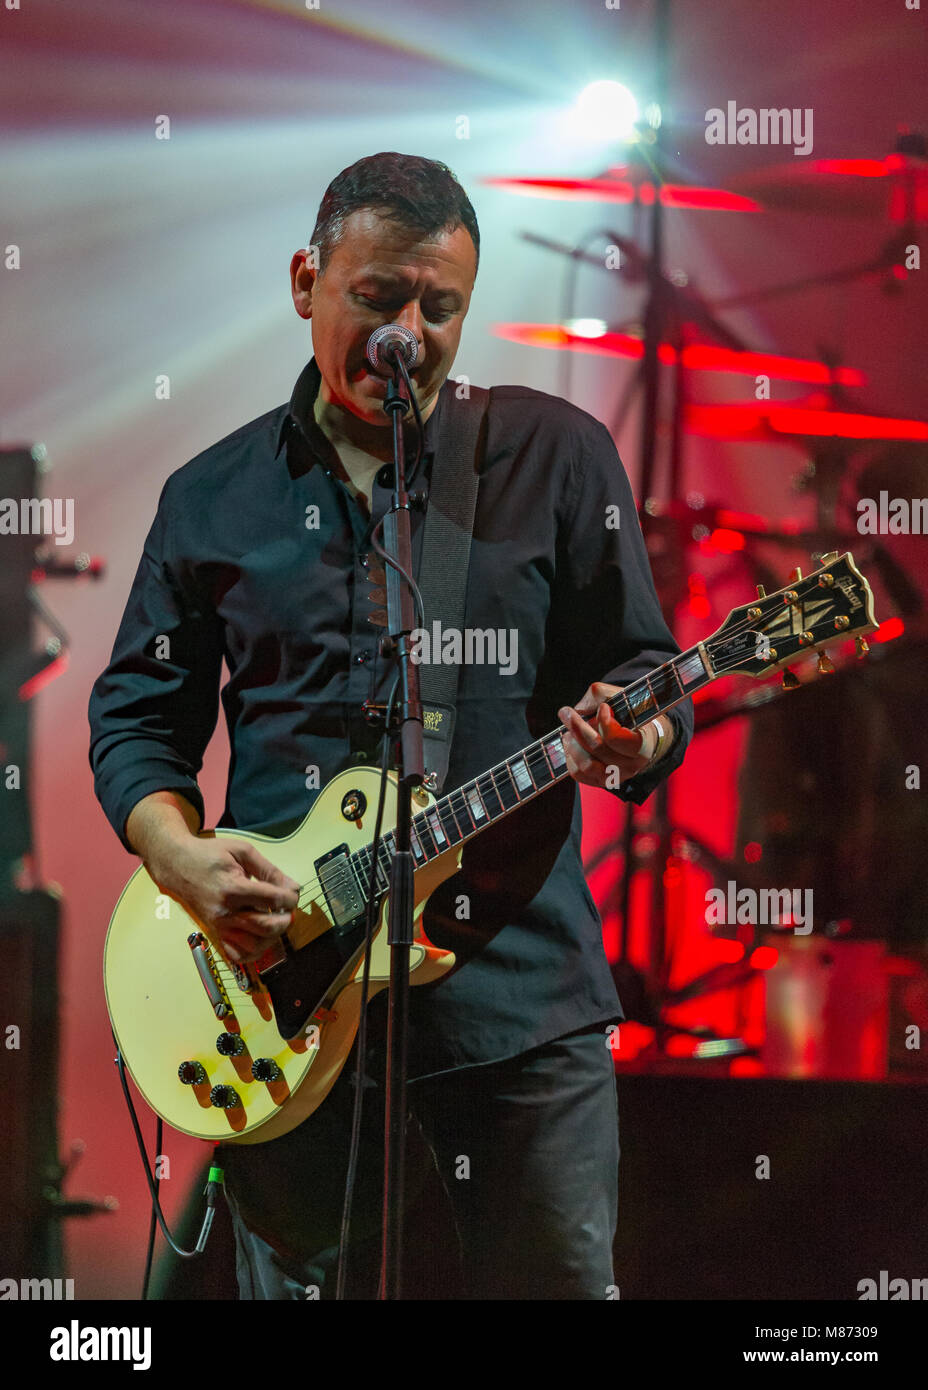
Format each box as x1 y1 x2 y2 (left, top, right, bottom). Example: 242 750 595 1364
836 576 862 611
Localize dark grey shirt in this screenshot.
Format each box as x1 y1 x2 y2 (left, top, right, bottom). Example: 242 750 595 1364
88 358 692 1079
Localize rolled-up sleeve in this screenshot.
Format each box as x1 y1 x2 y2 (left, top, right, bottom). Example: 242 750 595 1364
557 415 694 806
88 479 224 852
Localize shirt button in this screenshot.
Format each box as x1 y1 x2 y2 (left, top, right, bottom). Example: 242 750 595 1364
359 554 370 569
354 651 372 664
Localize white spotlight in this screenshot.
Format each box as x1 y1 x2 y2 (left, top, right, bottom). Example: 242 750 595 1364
574 81 639 142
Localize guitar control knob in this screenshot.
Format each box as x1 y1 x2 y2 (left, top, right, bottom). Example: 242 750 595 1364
209 1084 241 1109
252 1058 281 1083
216 1031 245 1056
178 1061 207 1085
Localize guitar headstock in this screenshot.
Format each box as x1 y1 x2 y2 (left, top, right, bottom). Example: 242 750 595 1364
704 552 879 684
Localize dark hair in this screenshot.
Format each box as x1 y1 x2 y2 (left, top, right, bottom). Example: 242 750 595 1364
310 151 479 276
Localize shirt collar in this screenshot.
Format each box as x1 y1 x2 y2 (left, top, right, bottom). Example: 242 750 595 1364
276 356 446 484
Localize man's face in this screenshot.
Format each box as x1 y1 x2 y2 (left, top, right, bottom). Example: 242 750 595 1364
290 206 477 427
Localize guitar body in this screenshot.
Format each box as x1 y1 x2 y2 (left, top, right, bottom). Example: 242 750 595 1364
104 768 459 1144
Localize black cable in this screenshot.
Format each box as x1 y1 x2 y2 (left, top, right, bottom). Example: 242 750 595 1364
140 1119 160 1300
396 352 425 479
369 520 426 631
113 1034 224 1294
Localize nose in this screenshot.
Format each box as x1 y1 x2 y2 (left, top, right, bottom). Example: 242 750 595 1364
394 300 424 368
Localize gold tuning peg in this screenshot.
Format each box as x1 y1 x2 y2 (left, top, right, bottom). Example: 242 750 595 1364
855 636 870 658
789 567 802 583
817 651 836 674
781 667 801 690
755 584 766 599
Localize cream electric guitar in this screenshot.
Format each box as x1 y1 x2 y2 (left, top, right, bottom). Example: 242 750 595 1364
104 552 877 1144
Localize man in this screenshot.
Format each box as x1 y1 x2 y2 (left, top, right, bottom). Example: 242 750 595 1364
89 151 693 1299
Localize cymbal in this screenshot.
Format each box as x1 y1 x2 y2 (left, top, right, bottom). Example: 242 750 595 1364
482 173 759 212
727 155 928 220
685 403 928 443
493 322 866 386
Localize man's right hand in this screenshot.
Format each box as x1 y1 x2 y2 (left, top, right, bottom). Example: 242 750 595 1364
125 790 301 964
154 835 301 965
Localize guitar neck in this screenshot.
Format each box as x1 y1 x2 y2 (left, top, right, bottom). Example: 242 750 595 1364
350 643 714 892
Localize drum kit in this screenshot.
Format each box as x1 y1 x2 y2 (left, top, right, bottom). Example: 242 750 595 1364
482 129 928 1067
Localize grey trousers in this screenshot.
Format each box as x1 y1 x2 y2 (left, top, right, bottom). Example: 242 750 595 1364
219 1021 620 1300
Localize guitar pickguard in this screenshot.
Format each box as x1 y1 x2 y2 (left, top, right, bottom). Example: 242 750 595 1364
259 912 370 1040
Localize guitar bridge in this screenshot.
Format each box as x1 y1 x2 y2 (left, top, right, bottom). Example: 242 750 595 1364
187 931 233 1019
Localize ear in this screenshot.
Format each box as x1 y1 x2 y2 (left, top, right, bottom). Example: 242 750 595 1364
290 249 317 321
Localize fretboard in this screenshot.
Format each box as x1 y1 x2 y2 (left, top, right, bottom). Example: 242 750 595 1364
349 643 712 894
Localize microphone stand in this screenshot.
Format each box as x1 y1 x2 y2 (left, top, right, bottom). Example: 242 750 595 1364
378 353 424 1300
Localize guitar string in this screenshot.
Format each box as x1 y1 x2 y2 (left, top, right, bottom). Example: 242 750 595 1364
287 600 834 909
210 592 850 979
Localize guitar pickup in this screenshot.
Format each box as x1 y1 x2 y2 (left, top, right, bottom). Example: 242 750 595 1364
187 931 233 1019
316 845 365 931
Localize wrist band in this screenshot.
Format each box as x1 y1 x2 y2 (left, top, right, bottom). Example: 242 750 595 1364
648 717 670 764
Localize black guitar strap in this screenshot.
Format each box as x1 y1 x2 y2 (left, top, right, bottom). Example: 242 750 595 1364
417 383 491 792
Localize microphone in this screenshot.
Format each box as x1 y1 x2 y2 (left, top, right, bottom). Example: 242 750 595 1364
366 323 421 376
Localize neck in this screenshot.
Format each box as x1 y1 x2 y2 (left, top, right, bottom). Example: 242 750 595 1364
314 380 439 463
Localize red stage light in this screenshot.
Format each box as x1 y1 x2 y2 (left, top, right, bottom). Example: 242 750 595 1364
769 407 928 441
19 652 70 701
686 403 928 442
714 939 746 964
812 158 889 177
482 177 761 212
750 946 779 970
717 508 770 531
701 527 746 554
661 187 760 211
687 573 710 619
682 345 865 386
873 617 904 643
493 326 866 385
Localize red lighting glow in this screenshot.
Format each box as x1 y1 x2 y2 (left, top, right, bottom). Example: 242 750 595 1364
493 326 866 385
812 158 890 177
873 617 904 643
686 404 928 442
688 573 711 619
713 938 746 964
749 946 779 970
19 653 69 701
701 527 746 554
482 177 761 212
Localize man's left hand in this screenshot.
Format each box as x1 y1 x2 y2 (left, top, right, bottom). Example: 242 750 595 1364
558 681 665 791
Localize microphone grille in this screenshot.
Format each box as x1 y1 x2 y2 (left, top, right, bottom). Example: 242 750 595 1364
366 323 420 371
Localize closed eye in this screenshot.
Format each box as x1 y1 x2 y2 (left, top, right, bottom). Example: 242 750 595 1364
354 293 454 322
